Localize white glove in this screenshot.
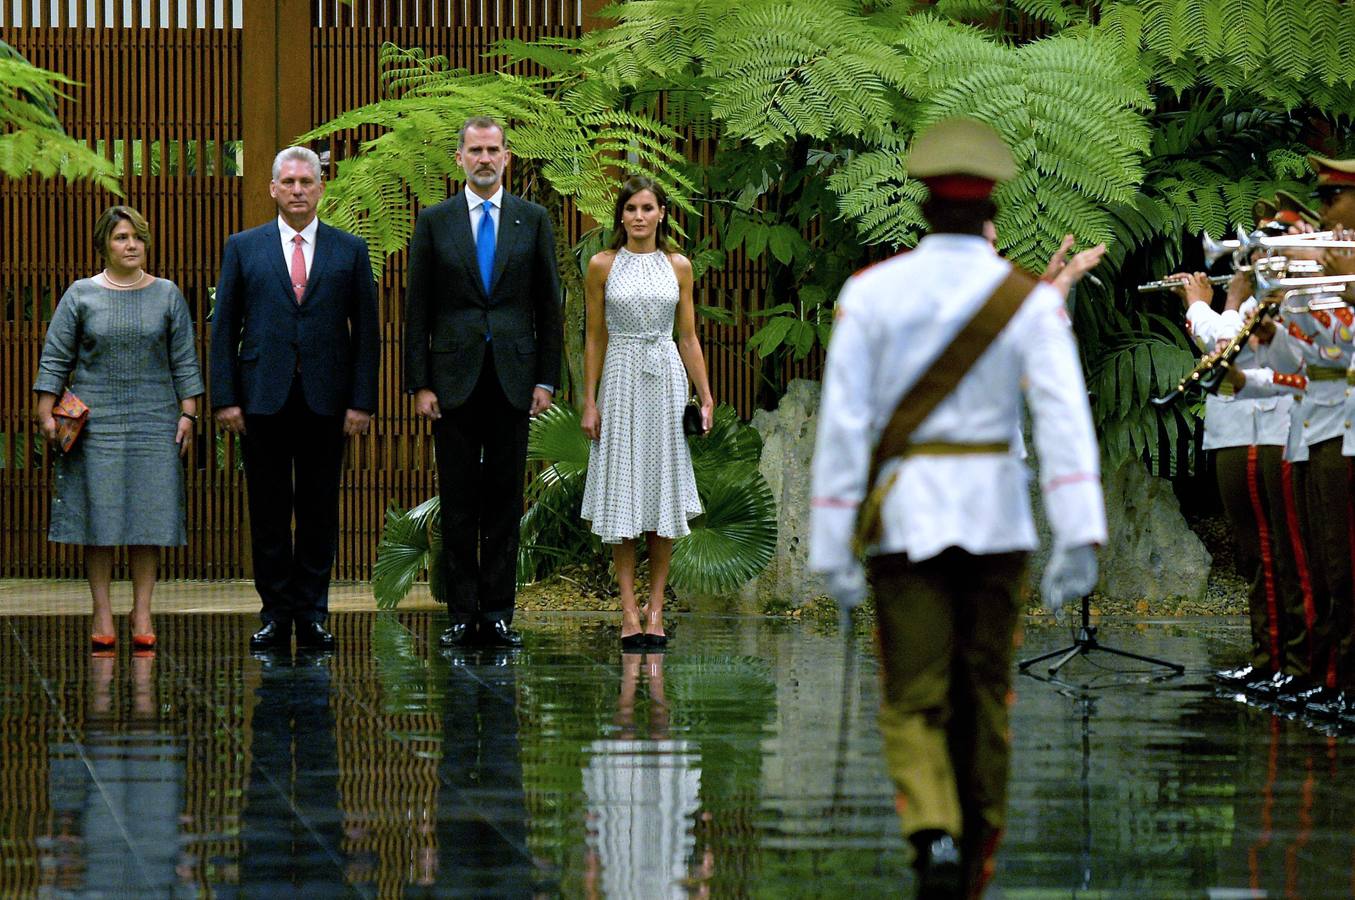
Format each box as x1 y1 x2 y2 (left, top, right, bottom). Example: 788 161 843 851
826 564 868 611
1040 543 1098 615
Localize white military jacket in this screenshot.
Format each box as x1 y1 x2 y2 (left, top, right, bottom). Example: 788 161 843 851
808 235 1107 572
1185 299 1291 448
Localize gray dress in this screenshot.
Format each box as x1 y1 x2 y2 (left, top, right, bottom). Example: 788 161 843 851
32 278 204 546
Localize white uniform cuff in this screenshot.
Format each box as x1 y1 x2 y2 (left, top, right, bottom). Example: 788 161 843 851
1044 478 1108 548
809 505 858 572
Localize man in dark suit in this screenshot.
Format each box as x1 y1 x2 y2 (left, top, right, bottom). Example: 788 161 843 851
210 146 380 652
404 116 562 649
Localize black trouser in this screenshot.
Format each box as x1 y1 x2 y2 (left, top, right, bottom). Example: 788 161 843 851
1215 446 1308 678
433 353 529 626
241 659 344 893
242 377 346 627
1301 438 1353 687
427 660 534 896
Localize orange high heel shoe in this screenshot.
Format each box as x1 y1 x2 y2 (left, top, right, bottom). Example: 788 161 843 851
91 634 116 653
132 633 157 652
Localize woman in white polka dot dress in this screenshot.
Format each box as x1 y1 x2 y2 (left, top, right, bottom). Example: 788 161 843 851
580 177 715 650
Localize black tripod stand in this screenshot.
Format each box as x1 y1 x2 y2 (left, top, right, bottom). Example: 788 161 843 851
1017 593 1184 676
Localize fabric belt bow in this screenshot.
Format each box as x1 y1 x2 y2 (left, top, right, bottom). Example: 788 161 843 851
613 332 671 377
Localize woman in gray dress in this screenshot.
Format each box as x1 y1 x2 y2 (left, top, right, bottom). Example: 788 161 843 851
32 206 204 651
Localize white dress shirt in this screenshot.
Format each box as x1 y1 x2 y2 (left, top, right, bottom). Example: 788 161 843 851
464 184 553 394
808 235 1106 572
278 215 319 278
466 184 503 245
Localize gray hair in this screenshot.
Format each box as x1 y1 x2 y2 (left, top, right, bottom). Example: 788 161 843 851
458 116 505 149
271 146 323 182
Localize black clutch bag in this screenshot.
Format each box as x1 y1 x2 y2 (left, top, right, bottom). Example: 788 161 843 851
683 401 706 437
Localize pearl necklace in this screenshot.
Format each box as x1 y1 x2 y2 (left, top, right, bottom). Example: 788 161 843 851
102 268 144 288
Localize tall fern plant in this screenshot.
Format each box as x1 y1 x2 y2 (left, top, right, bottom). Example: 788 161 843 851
371 404 778 608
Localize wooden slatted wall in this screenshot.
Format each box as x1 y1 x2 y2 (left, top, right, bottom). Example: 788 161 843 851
2 0 820 581
0 0 249 581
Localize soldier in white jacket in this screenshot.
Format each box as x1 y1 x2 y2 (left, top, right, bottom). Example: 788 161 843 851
809 118 1106 899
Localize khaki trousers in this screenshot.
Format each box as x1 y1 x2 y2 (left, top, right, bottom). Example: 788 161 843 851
868 548 1027 872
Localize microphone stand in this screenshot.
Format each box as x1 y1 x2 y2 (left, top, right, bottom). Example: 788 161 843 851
1017 593 1184 676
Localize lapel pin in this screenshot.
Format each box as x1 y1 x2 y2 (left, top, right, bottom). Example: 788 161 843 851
515 219 521 225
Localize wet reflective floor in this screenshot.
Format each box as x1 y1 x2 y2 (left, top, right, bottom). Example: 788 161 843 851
3 611 1355 897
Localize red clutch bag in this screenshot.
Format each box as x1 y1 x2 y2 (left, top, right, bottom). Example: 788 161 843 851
52 389 89 453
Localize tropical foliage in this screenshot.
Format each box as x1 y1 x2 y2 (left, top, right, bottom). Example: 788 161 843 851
0 39 120 192
370 404 777 608
335 0 1355 593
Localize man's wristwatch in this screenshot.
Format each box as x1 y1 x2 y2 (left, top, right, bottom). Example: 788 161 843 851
180 412 199 423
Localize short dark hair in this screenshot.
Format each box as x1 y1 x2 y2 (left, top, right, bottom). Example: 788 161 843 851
920 196 995 236
93 205 151 263
458 116 505 149
608 176 675 251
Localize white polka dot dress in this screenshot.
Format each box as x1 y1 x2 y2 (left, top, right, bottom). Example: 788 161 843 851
581 248 703 544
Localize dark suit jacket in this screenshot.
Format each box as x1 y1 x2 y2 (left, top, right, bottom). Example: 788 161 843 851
209 220 380 417
403 191 562 411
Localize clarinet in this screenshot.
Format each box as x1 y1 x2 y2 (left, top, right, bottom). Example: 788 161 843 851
1151 297 1282 406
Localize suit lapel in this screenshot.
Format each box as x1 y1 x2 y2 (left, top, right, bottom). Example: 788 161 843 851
301 222 334 306
489 193 524 299
264 220 295 303
449 192 487 305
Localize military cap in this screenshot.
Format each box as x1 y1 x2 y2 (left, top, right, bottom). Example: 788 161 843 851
1252 189 1320 229
1308 153 1355 192
907 117 1017 200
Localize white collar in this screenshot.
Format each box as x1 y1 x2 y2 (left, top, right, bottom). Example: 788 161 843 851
915 233 995 253
278 215 320 244
465 184 505 210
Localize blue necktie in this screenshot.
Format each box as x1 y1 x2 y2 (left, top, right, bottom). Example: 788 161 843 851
477 201 496 298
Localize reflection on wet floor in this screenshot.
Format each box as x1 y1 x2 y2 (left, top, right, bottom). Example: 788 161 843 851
3 611 1355 896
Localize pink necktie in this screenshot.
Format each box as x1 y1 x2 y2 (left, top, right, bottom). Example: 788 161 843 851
290 234 307 304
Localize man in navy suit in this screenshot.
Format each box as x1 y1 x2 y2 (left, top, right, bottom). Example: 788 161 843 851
404 116 562 649
210 146 380 651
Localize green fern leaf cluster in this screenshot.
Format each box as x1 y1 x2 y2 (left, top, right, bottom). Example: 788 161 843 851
300 45 696 279
1098 0 1355 108
0 48 121 193
854 17 1152 268
828 144 928 247
1009 0 1087 28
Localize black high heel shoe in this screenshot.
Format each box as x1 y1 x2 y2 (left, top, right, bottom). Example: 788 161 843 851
621 632 648 652
643 609 669 650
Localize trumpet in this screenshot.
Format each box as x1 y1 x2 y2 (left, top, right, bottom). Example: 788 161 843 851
1280 285 1353 314
1203 228 1337 265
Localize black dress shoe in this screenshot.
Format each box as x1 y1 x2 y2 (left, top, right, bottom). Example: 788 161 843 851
911 830 963 899
250 621 291 651
295 620 335 650
439 622 476 648
1214 663 1258 686
482 620 523 648
1245 671 1294 700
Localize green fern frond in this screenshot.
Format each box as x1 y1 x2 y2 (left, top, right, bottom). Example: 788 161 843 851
0 50 121 193
302 46 695 278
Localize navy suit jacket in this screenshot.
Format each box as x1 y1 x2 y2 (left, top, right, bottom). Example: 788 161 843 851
403 191 562 412
210 220 380 417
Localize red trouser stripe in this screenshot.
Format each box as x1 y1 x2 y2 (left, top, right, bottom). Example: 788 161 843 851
1281 462 1318 676
1346 460 1355 686
1247 447 1282 671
